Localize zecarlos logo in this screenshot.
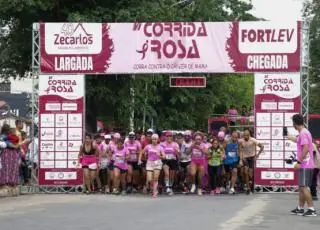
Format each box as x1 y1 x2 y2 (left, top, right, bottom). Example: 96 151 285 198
54 23 93 46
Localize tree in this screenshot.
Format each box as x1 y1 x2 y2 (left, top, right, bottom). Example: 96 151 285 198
308 0 320 114
0 0 256 132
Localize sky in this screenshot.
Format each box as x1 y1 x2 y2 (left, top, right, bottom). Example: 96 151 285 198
249 0 304 21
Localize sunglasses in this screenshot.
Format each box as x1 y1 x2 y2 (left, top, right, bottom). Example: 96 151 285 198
195 138 202 141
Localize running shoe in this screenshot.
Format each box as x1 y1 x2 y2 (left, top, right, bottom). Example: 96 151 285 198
168 188 174 196
132 188 137 193
303 209 317 217
105 187 110 194
229 188 235 195
143 186 148 194
166 187 171 194
215 187 221 194
183 186 190 194
112 188 119 195
312 196 318 201
291 207 304 215
220 187 226 193
190 184 196 193
152 190 158 198
197 189 203 196
210 190 216 195
121 190 127 196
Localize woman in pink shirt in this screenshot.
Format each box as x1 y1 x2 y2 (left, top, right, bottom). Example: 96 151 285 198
110 137 130 195
161 131 180 195
189 132 208 195
140 134 165 198
124 132 142 193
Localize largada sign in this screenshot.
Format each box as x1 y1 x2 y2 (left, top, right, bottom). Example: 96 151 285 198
39 21 301 74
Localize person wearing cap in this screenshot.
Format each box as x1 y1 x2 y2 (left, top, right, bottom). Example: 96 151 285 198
139 134 165 198
161 131 180 195
124 132 142 193
179 130 193 193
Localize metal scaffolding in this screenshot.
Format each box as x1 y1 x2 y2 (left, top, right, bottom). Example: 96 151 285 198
26 20 310 194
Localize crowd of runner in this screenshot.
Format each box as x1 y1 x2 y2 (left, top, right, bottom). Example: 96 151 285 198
78 128 264 198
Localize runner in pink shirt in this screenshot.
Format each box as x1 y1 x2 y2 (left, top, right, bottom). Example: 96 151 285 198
110 137 130 195
161 131 180 195
139 134 165 198
189 132 208 195
125 131 142 193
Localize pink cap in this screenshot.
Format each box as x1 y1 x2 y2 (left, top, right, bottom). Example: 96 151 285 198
113 133 121 139
217 131 225 139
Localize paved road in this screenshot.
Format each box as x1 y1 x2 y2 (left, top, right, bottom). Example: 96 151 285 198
0 193 319 230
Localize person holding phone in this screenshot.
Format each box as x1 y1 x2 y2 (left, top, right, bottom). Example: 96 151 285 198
289 114 316 217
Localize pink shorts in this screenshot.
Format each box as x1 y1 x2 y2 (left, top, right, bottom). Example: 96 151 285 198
82 155 97 166
191 158 206 167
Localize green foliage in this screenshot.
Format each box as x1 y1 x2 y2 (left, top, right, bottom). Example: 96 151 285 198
0 0 256 132
309 0 320 114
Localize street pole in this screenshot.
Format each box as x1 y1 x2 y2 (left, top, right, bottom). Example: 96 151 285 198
129 75 135 132
142 81 148 133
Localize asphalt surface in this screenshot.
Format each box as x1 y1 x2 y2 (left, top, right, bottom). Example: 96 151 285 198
0 193 320 230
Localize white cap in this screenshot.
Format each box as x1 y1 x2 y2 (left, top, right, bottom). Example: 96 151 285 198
129 131 135 136
113 133 121 139
147 129 154 133
104 134 111 139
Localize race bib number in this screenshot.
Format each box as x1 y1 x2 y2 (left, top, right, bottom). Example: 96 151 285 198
211 159 220 166
228 152 236 157
154 159 162 167
166 154 176 160
130 154 138 161
115 158 124 164
193 149 202 158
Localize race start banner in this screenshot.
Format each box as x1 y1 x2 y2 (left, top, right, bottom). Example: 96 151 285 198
38 75 84 186
254 73 301 186
40 22 301 74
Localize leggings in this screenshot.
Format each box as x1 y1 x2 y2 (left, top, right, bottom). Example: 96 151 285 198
208 165 222 190
99 168 108 186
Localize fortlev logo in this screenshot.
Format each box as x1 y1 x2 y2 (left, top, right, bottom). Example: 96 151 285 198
54 23 93 46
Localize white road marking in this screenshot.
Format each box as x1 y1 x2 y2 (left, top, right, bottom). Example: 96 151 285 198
220 195 269 230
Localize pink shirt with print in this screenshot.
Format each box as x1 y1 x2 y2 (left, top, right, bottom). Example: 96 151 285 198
144 144 163 161
112 147 130 170
161 141 179 160
297 128 314 169
125 140 141 162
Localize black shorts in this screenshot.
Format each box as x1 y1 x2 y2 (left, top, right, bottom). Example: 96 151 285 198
108 162 114 171
244 157 255 169
128 162 140 170
224 162 239 173
162 159 179 170
114 166 127 174
180 161 191 169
